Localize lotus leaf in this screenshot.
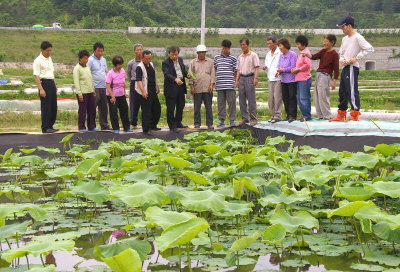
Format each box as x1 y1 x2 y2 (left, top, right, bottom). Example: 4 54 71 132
270 210 319 233
294 166 333 186
94 237 151 261
110 182 170 207
178 190 226 212
181 170 213 185
0 221 30 240
102 248 142 272
124 169 159 182
341 153 382 169
214 201 253 217
228 232 260 253
1 239 75 262
70 180 109 203
327 200 375 218
164 156 193 168
145 206 196 229
155 217 210 252
368 181 400 198
262 224 286 244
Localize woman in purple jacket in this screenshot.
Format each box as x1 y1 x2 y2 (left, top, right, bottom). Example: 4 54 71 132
276 38 297 123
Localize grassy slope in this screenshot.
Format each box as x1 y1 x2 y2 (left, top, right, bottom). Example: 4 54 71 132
0 30 399 64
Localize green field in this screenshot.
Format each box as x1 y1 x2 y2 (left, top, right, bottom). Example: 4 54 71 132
0 30 399 64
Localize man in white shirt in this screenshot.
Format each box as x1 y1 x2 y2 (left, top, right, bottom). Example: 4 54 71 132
262 36 282 123
330 16 374 122
33 41 58 133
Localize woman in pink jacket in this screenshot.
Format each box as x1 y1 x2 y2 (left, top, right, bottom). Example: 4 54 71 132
291 35 312 122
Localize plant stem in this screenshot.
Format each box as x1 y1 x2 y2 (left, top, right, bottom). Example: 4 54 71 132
40 254 45 266
186 243 192 272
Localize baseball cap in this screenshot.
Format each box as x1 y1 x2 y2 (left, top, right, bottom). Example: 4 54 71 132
337 16 354 27
196 44 207 52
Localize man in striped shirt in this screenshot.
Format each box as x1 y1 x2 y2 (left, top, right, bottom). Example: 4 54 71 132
214 40 237 128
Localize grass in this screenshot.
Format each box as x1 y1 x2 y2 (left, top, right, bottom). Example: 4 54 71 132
0 29 399 64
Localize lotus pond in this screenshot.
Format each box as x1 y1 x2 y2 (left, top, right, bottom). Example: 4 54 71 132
1 131 400 272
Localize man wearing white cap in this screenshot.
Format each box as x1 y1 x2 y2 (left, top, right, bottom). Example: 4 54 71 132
188 45 216 129
330 16 373 122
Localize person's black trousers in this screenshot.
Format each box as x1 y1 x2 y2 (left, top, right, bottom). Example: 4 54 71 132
107 95 130 131
338 65 360 111
129 81 141 126
140 91 161 133
165 90 185 129
281 82 298 119
40 79 57 132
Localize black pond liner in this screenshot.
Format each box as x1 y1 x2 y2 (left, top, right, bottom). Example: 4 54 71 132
246 121 400 152
1 120 400 154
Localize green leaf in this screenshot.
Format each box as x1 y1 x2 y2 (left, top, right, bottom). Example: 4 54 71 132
82 149 111 161
0 203 48 224
45 167 75 178
164 156 193 168
327 200 375 218
37 146 60 154
70 180 109 203
59 133 74 143
259 191 311 206
262 224 286 244
178 190 226 212
375 144 400 156
156 217 210 252
233 178 244 199
294 166 332 186
281 259 310 267
124 170 159 182
341 153 382 169
12 155 43 166
270 210 319 233
94 237 151 261
232 153 256 165
265 136 288 146
27 265 56 272
102 248 142 272
354 205 400 230
336 185 375 201
350 263 385 271
1 239 75 262
75 159 103 177
145 206 196 229
196 144 222 155
1 148 13 162
0 221 30 240
368 181 400 198
235 177 259 193
214 202 253 217
181 170 213 185
373 222 400 243
228 232 260 253
20 148 36 154
110 182 170 207
364 251 400 267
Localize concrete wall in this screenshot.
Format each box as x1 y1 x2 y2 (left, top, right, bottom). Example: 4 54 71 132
128 27 400 36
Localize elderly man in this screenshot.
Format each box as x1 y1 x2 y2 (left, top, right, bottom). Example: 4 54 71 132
188 45 216 129
330 16 374 122
162 46 190 133
235 38 260 126
214 39 237 128
136 50 161 136
126 43 143 129
88 42 111 130
262 36 282 123
33 41 58 133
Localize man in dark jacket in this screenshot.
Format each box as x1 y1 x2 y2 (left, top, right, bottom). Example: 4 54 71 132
162 46 190 132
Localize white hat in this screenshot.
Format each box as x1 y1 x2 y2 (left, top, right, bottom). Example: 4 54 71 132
196 44 207 52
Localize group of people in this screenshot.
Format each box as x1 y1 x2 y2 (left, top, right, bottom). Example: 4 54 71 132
33 16 373 135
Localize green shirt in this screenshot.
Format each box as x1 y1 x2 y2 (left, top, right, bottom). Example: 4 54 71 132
73 63 94 95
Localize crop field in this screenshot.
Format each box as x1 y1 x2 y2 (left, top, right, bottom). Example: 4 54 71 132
1 130 400 271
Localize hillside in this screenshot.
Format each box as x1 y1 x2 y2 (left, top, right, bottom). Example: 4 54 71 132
0 0 399 29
